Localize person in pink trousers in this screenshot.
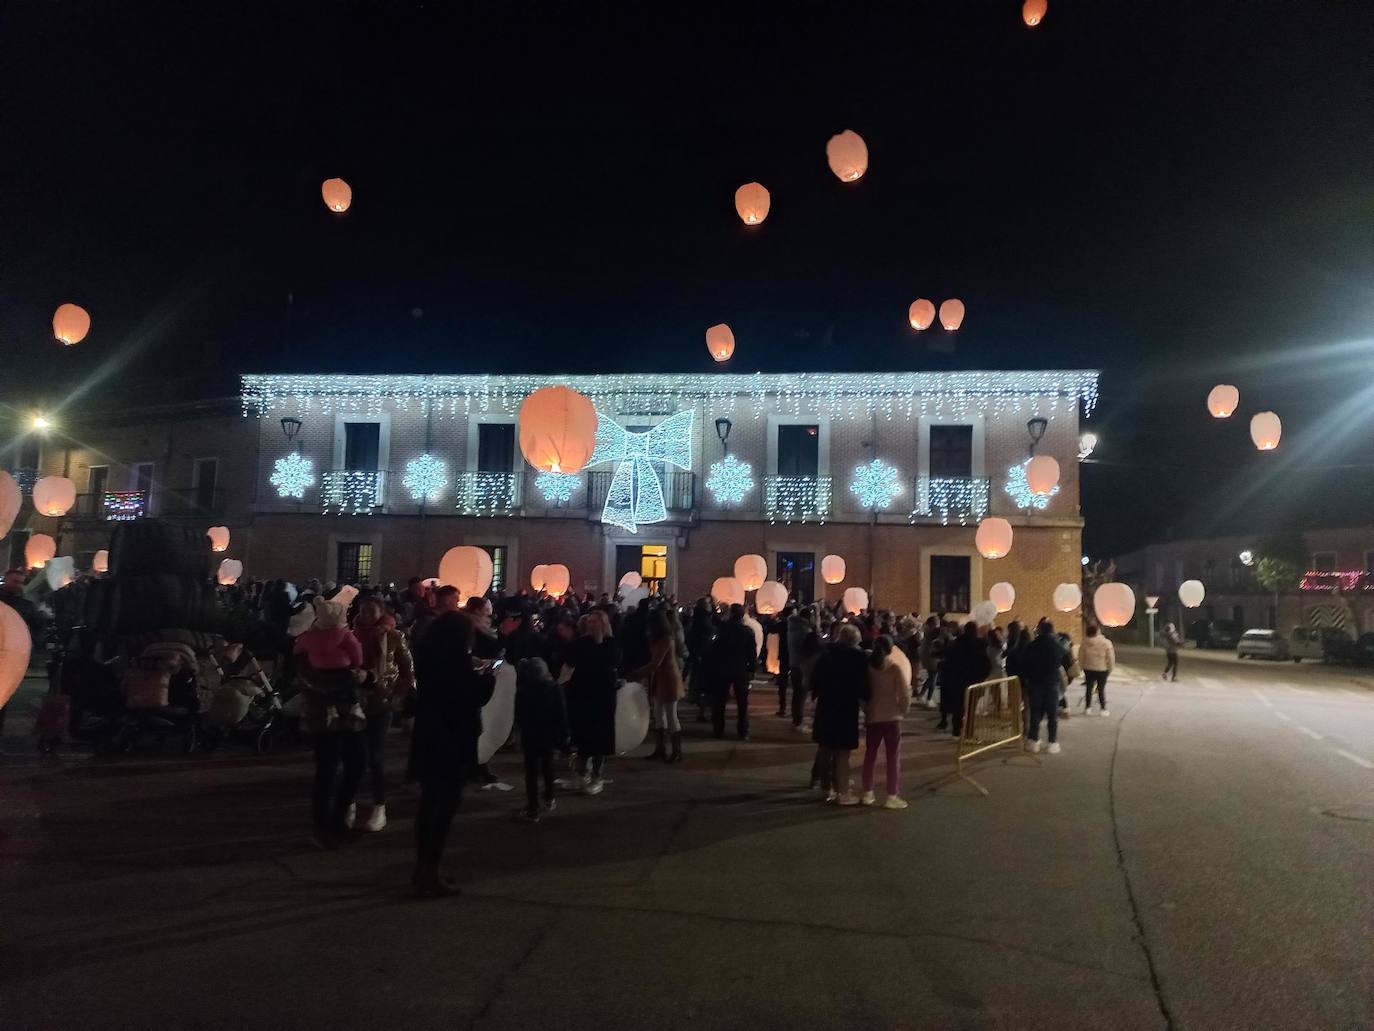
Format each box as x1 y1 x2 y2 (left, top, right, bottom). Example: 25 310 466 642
861 636 912 809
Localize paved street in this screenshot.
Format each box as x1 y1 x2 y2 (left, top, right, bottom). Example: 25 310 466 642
2 653 1371 1030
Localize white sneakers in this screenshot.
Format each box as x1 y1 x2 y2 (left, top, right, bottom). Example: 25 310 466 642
1026 739 1042 754
860 791 877 806
884 796 909 810
1100 709 1110 717
1082 707 1096 716
364 804 387 832
585 779 605 796
1047 742 1062 754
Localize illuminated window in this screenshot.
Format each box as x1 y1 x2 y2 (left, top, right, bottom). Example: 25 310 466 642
336 542 373 584
481 545 508 593
641 545 667 592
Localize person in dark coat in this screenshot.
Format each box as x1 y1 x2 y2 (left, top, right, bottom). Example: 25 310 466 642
707 604 758 741
938 621 991 738
565 612 621 793
1022 620 1067 754
410 611 495 896
514 657 569 821
810 624 870 804
686 598 716 720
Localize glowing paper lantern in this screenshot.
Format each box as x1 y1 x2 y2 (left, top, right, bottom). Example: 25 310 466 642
1053 583 1082 612
32 476 76 517
543 564 571 597
975 518 1013 559
52 303 91 345
439 546 494 600
1207 384 1239 419
989 582 1016 613
711 576 745 607
825 129 868 182
0 601 32 711
518 386 599 474
321 178 352 213
821 554 846 585
706 323 736 363
45 556 75 591
972 600 998 627
0 471 20 539
1093 583 1136 628
92 549 109 574
734 554 768 592
734 182 771 226
1022 0 1047 27
619 570 643 590
908 299 936 331
25 533 56 569
530 564 551 591
1250 412 1281 451
620 585 649 611
1178 580 1206 608
207 526 230 553
939 298 965 331
755 580 788 615
1025 455 1060 497
842 587 869 614
217 558 243 586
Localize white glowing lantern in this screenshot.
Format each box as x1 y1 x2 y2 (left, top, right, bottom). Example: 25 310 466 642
32 476 76 517
711 576 745 607
989 582 1016 613
619 570 643 590
939 298 965 331
734 182 771 226
1250 412 1281 451
734 554 767 592
0 601 32 711
975 518 1013 559
842 586 869 614
821 554 846 585
1053 583 1082 612
207 526 230 553
1207 384 1239 419
755 581 788 615
92 549 109 574
825 129 868 182
439 546 494 600
0 471 20 540
1093 583 1136 628
217 558 243 586
1178 579 1206 609
25 533 56 569
45 556 74 590
530 564 551 591
972 600 998 627
543 564 571 597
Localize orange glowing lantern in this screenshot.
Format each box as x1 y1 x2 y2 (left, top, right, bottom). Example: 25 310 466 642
825 130 869 182
32 476 76 517
0 601 32 711
1207 384 1239 419
321 178 352 213
1023 0 1047 27
530 564 551 591
706 324 736 363
207 526 230 553
1025 455 1060 496
976 517 1013 559
518 386 599 474
25 533 56 569
734 182 771 226
1250 412 1281 451
908 299 936 331
842 587 869 614
92 549 109 574
755 581 788 615
1093 583 1136 627
711 576 745 607
821 554 846 585
52 303 91 345
543 564 571 597
439 546 494 600
989 581 1016 613
734 554 768 592
939 298 965 331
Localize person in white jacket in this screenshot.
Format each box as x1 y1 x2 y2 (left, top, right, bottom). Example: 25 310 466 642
860 637 913 809
1078 623 1115 716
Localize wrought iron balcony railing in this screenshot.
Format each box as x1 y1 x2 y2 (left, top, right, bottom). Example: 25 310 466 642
321 470 386 515
454 471 524 516
764 475 832 524
910 476 989 525
70 491 150 522
586 471 695 514
10 468 37 496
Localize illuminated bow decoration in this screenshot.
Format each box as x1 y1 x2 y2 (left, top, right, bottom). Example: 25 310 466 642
588 409 694 533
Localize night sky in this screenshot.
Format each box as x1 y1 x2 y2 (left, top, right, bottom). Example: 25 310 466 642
2 1 1372 555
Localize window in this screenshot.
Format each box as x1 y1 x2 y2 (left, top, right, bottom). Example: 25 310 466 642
87 465 109 499
343 423 380 471
1312 551 1337 572
776 551 815 605
477 423 515 473
480 545 508 594
930 555 971 614
193 458 218 510
928 425 973 478
8 529 30 572
776 425 819 476
132 462 154 493
336 542 374 584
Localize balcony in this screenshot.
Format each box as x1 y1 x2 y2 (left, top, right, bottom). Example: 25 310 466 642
764 476 832 524
10 468 37 495
321 470 386 515
70 491 149 522
455 471 524 516
586 470 695 517
910 476 989 525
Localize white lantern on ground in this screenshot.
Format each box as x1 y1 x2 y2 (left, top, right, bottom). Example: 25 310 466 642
734 554 767 592
711 577 745 607
543 564 571 597
972 600 998 627
755 581 788 615
439 546 494 600
92 549 109 574
821 554 846 585
1093 583 1136 628
1207 384 1239 419
1178 580 1206 608
0 471 20 539
1053 583 1082 612
1250 412 1281 451
989 582 1016 613
619 571 642 590
32 476 76 517
842 587 869 614
975 518 1013 559
0 601 32 710
217 558 243 586
207 526 230 553
25 534 56 569
1025 456 1060 496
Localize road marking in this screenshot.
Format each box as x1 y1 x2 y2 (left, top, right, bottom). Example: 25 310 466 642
1281 683 1314 696
1296 725 1324 740
1197 677 1225 690
1253 690 1273 707
1275 711 1293 722
1334 749 1374 770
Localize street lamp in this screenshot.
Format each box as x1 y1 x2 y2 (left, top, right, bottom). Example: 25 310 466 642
715 417 732 454
31 414 51 432
280 416 302 442
1026 417 1048 455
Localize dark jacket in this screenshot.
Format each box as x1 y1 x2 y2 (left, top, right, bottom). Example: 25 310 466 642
515 659 570 752
939 634 992 715
1019 632 1066 693
707 619 757 683
412 613 496 778
567 635 621 757
811 644 870 750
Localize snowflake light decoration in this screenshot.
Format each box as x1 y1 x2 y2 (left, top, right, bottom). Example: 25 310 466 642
403 454 448 503
706 454 754 505
850 459 901 509
1005 459 1060 510
536 470 580 504
270 452 315 499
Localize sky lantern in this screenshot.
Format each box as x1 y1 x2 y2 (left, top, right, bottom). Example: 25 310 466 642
821 554 846 585
1025 455 1060 496
825 129 869 182
92 549 109 574
1207 384 1239 418
1053 583 1081 612
207 526 230 552
972 600 998 626
711 576 745 607
734 554 767 591
706 323 736 363
52 303 91 345
530 564 551 591
1250 411 1281 451
543 564 571 596
908 299 936 331
755 580 788 615
1178 579 1206 608
0 602 32 711
217 558 243 586
619 570 642 590
518 385 599 474
939 298 965 331
1093 583 1136 627
45 556 74 591
975 517 1013 559
989 581 1016 613
25 533 56 569
1023 0 1047 27
0 471 20 539
734 182 771 226
31 476 75 518
321 178 352 212
842 586 869 614
439 546 494 600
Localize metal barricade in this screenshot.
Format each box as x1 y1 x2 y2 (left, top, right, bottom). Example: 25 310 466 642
935 675 1037 795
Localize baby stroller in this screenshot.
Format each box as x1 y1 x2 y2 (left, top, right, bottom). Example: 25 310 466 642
200 643 283 754
114 639 204 754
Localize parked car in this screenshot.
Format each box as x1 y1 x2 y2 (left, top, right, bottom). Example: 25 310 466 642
1289 626 1353 663
1237 629 1290 661
1351 633 1374 667
1187 620 1241 650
